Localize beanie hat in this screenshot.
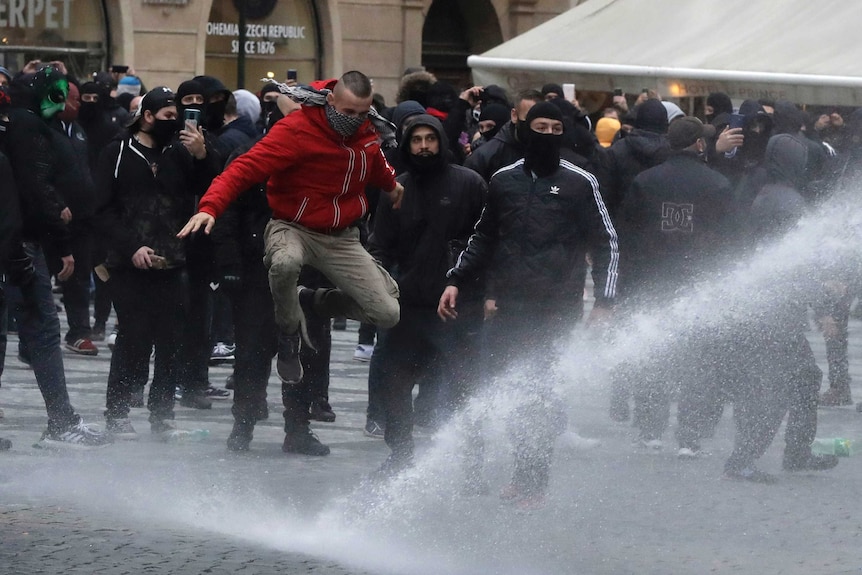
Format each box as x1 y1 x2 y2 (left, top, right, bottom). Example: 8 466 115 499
479 102 510 126
635 99 669 133
541 83 564 98
595 117 621 148
116 75 142 97
662 101 685 123
525 101 564 126
176 79 205 102
0 66 11 83
392 100 426 134
706 92 733 117
233 89 260 124
668 116 715 150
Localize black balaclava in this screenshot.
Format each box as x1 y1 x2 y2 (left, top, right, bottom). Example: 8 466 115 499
737 99 772 163
478 103 510 141
176 79 207 127
259 83 283 130
634 99 669 134
706 92 733 124
522 101 564 178
78 81 110 124
193 75 232 131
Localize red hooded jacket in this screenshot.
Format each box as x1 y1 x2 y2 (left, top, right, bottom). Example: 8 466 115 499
198 102 395 232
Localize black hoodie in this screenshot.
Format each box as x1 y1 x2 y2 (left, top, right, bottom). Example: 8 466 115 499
368 114 487 307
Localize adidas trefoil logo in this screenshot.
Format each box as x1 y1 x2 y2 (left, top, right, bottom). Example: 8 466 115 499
549 185 560 195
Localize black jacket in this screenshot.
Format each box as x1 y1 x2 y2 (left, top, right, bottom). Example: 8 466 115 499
93 133 221 269
0 151 22 271
597 129 671 219
49 119 97 222
617 151 735 303
368 114 487 308
2 107 71 256
448 158 619 308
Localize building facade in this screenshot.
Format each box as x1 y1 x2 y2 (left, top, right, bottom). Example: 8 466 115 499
0 0 579 100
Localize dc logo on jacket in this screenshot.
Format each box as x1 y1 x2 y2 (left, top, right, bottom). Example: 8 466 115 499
661 202 693 232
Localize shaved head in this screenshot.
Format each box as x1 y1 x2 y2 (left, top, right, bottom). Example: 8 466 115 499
336 71 373 99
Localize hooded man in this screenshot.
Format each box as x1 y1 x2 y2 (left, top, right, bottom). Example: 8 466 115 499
439 101 619 509
367 113 487 475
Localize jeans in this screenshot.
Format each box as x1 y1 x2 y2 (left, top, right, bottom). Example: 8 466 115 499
10 243 77 431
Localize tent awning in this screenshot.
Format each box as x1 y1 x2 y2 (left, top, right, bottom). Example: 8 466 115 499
469 0 862 106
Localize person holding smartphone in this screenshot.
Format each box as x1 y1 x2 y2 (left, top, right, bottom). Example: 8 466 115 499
93 86 221 441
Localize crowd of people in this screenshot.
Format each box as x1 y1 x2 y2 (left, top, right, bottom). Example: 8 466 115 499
0 59 860 510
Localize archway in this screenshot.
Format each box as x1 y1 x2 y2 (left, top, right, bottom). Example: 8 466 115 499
421 0 502 89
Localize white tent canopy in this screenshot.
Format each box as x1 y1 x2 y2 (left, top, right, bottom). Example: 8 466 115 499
469 0 862 106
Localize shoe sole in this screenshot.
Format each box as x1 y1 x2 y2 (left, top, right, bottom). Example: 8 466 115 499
109 433 140 441
353 356 372 363
205 394 231 400
65 344 99 356
37 438 112 450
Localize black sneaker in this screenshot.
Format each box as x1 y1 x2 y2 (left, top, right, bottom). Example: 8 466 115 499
783 453 840 471
38 417 113 449
204 385 231 400
282 429 330 456
723 466 778 484
106 417 139 441
225 374 235 390
276 330 303 384
227 420 255 452
310 400 336 422
371 452 414 480
332 316 347 330
363 419 385 439
179 389 213 410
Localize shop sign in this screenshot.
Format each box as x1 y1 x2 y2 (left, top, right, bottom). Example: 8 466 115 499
0 0 73 29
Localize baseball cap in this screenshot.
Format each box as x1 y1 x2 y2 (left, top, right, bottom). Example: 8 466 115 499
126 86 175 128
668 116 716 150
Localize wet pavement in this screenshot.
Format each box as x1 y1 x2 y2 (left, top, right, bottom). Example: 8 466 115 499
1 305 861 574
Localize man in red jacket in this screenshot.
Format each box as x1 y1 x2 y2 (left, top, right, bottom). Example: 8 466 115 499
179 71 403 453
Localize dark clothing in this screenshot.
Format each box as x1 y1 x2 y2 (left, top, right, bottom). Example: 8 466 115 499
0 151 21 270
617 151 735 302
3 107 71 256
596 129 671 219
93 133 220 269
448 159 618 309
212 115 257 166
105 267 187 421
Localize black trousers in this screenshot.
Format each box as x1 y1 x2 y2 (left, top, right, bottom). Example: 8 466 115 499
45 225 94 343
724 330 821 472
177 263 213 392
481 303 569 496
227 281 277 424
105 267 187 421
379 303 483 456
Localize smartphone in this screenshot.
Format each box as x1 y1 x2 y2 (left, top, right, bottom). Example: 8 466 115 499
728 113 745 130
183 108 201 130
111 64 129 74
150 255 168 270
613 88 623 96
287 69 298 81
562 83 575 101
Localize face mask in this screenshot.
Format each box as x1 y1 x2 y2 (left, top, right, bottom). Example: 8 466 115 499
261 100 278 121
515 118 531 146
146 117 181 147
325 103 365 138
524 131 563 178
40 80 68 120
78 101 99 123
206 98 227 131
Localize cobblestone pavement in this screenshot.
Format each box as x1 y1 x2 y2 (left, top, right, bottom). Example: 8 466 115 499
1 305 862 574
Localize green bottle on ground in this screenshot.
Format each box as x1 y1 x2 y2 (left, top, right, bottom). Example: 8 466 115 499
811 438 857 457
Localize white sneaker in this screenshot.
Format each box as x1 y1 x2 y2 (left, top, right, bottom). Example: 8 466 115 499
107 328 118 351
106 418 139 441
353 344 374 362
39 417 113 449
